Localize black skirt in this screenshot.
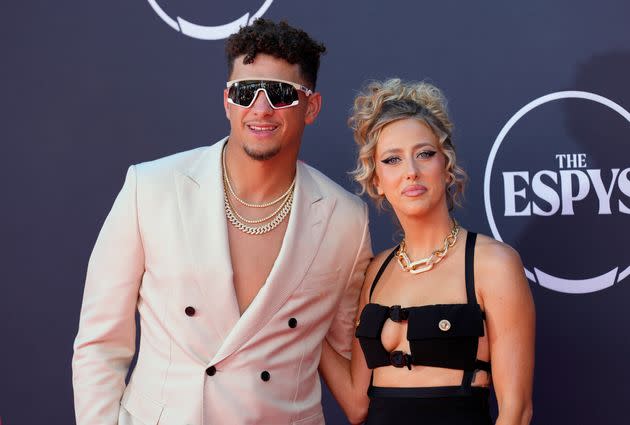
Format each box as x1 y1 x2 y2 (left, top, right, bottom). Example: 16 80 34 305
365 386 493 425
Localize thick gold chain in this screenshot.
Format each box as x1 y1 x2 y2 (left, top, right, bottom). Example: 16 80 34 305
223 174 292 224
221 144 295 235
397 220 460 274
224 188 293 235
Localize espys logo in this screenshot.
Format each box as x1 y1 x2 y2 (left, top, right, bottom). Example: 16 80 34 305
146 0 274 40
484 91 630 294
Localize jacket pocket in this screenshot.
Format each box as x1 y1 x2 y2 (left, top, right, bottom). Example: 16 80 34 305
120 388 165 425
297 269 340 292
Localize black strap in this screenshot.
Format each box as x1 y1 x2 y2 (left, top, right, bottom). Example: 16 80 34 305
389 351 413 370
464 231 478 305
475 360 492 373
368 246 399 302
367 246 397 389
461 359 492 388
462 231 481 390
461 370 475 388
388 305 409 322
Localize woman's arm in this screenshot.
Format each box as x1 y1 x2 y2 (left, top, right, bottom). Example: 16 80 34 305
319 252 387 424
478 238 535 425
320 336 371 424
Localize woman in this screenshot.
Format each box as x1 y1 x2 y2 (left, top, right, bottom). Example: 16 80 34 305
319 79 535 425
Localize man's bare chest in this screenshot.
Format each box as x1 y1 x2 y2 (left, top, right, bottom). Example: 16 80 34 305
227 220 289 314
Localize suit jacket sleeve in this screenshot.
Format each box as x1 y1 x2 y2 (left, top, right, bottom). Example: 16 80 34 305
72 165 145 425
325 202 372 359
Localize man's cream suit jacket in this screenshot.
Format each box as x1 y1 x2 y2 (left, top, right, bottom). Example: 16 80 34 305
72 138 372 425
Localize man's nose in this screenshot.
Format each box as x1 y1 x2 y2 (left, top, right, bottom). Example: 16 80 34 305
250 89 274 114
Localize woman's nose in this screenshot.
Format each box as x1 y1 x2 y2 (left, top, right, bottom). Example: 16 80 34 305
405 160 419 180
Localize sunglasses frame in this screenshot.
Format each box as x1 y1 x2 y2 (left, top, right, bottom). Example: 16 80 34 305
226 78 313 110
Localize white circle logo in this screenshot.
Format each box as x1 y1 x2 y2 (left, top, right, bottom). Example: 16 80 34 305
146 0 274 40
484 91 630 294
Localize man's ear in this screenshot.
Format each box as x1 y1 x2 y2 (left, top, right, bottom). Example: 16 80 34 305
304 92 322 125
223 89 230 120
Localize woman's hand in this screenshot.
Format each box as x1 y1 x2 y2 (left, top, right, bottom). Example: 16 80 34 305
319 253 388 424
319 338 370 424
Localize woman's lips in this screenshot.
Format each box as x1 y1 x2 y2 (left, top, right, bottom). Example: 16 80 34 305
402 184 427 196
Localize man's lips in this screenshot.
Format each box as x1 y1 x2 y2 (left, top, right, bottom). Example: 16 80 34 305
247 123 279 132
402 184 427 196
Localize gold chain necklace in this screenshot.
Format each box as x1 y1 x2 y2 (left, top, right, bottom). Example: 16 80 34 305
221 145 295 235
224 182 293 224
224 187 294 235
396 220 460 274
222 146 295 208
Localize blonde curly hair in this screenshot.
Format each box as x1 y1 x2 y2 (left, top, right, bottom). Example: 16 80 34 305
349 78 467 210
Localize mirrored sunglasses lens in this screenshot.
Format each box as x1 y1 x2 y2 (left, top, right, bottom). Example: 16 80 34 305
229 82 258 107
265 82 298 108
229 81 299 108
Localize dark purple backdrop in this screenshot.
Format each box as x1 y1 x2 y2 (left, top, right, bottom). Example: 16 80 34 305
2 1 629 424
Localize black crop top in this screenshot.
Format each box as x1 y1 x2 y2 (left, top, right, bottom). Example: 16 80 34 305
355 232 491 379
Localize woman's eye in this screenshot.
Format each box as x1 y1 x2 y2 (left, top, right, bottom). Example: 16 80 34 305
381 156 401 165
418 150 437 159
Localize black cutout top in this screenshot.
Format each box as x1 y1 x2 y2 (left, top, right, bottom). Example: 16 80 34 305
355 232 490 377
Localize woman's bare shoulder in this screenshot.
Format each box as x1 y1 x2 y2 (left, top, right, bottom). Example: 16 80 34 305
471 232 528 294
473 233 523 269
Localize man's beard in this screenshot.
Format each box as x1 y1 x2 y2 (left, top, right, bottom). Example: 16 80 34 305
243 144 281 161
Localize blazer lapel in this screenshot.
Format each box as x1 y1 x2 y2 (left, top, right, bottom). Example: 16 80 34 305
211 161 336 365
175 137 240 341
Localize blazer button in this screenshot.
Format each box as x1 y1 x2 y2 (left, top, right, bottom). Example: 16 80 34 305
288 318 297 328
185 306 196 316
260 371 270 382
206 366 216 376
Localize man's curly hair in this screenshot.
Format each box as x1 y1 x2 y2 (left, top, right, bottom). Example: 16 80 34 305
225 19 326 89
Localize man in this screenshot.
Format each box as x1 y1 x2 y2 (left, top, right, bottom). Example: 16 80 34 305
72 19 372 425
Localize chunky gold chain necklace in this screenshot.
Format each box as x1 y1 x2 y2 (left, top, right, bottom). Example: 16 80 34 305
396 220 460 274
221 146 295 235
222 146 295 208
224 187 294 235
224 185 293 224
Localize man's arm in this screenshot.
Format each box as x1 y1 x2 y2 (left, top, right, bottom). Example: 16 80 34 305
72 166 145 425
325 202 372 359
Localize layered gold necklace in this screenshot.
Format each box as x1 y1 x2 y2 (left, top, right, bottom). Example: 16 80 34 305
222 146 295 235
396 219 460 274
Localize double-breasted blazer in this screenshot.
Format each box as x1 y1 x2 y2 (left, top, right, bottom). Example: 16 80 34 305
72 138 372 425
